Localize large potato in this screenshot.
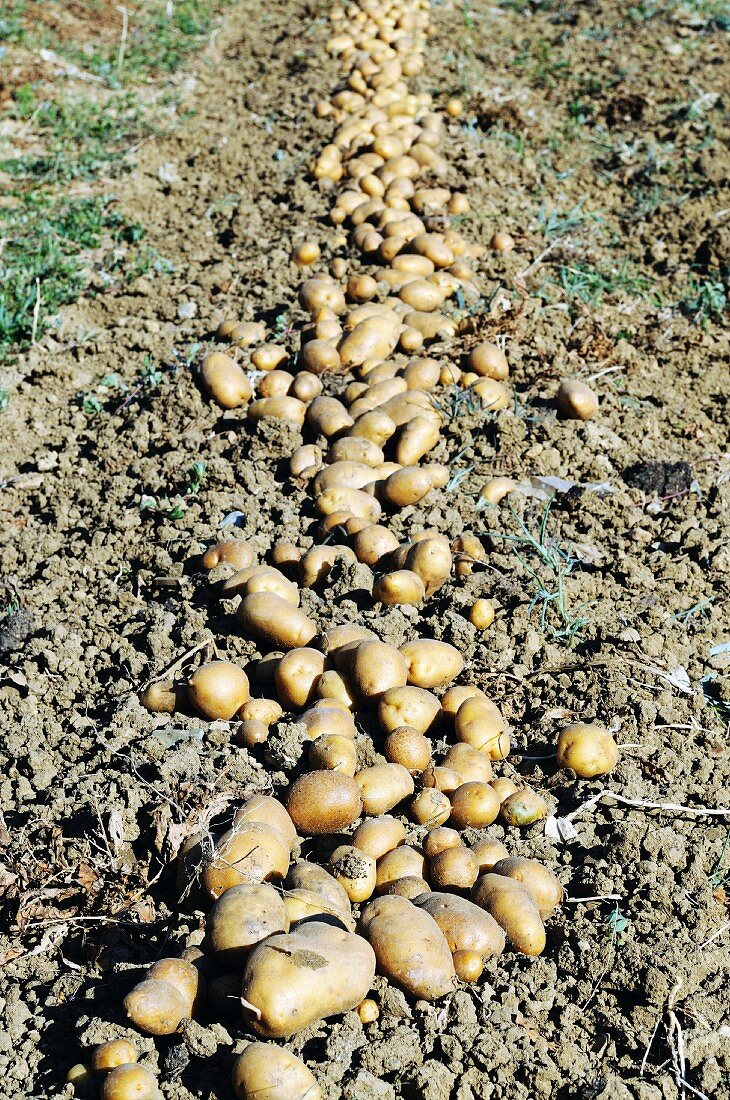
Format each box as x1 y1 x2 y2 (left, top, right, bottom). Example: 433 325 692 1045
206 884 289 965
449 782 501 829
360 895 456 1000
400 639 463 689
232 795 297 849
237 593 317 650
274 647 327 710
124 958 204 1036
471 874 546 956
352 815 406 860
441 743 494 784
414 892 505 959
187 661 250 721
202 822 290 900
454 696 510 759
556 722 619 777
351 640 408 700
375 845 426 892
378 685 441 735
286 772 362 835
232 1044 322 1100
241 921 376 1037
356 763 414 815
491 858 563 919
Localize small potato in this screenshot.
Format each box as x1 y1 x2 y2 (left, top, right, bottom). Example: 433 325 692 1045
328 437 385 467
402 357 440 390
237 719 269 749
202 352 252 409
139 680 180 714
479 476 516 505
91 1040 138 1074
556 378 598 420
357 998 379 1024
101 1065 159 1100
449 782 501 829
307 396 353 437
291 372 322 402
422 765 463 795
286 772 362 835
349 408 397 446
500 788 548 827
258 370 293 398
422 827 462 859
351 640 408 701
384 726 432 774
271 541 301 568
331 844 377 903
320 624 376 661
353 525 400 567
223 565 300 606
405 538 452 596
188 661 250 721
382 465 433 507
232 321 267 347
468 342 508 381
301 704 356 741
242 921 376 1037
375 845 426 893
471 837 510 873
400 639 464 690
232 794 297 849
206 883 288 965
490 777 518 803
316 485 381 522
125 958 202 1036
492 858 563 919
556 722 619 777
237 593 317 650
410 787 451 828
339 315 401 368
454 950 483 982
202 539 255 571
202 822 290 899
471 874 546 956
373 568 425 606
414 892 505 960
293 241 321 267
317 669 356 709
469 598 495 630
490 230 515 253
352 815 406 860
361 895 456 1000
274 647 327 710
380 876 431 899
290 444 322 479
356 763 414 815
454 696 510 759
309 733 357 776
232 1044 322 1100
67 1064 94 1092
299 277 346 316
429 846 479 890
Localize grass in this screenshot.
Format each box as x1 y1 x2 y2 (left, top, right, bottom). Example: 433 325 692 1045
555 260 662 310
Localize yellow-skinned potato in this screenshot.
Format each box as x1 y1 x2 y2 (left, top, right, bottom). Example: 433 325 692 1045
384 725 432 774
299 277 346 315
307 396 354 437
357 998 379 1024
252 344 288 372
139 679 180 715
449 782 501 829
440 686 487 722
300 338 342 376
270 541 301 569
232 321 266 347
400 639 463 690
321 624 376 662
349 408 397 446
492 858 563 919
356 762 414 815
258 370 294 399
500 788 548 827
380 875 431 899
339 315 401 368
491 777 519 803
101 1065 159 1100
469 342 509 381
352 815 406 860
202 822 290 900
328 437 385 467
232 1044 322 1100
556 722 619 777
422 765 463 795
68 1063 95 1091
274 647 327 710
382 465 433 507
232 794 298 850
202 539 256 571
248 397 307 425
361 895 456 1000
556 378 599 420
471 874 546 956
479 476 517 505
429 846 479 890
317 669 356 709
242 921 376 1037
293 241 321 267
350 640 408 700
286 771 362 835
373 569 425 606
315 485 382 522
222 565 300 605
395 415 440 465
206 883 289 966
393 254 434 275
453 532 487 577
414 892 505 961
422 827 462 859
404 538 452 596
290 444 322 479
399 279 445 312
454 696 510 759
237 719 269 749
286 860 351 913
470 378 510 412
91 1040 138 1073
291 371 322 402
490 230 515 253
188 661 250 721
453 950 484 983
330 844 377 903
471 837 510 874
403 356 440 390
469 599 495 630
237 593 317 650
353 524 401 566
375 845 426 892
309 732 358 775
125 958 203 1036
410 787 451 828
202 353 252 409
313 461 376 494
378 685 441 735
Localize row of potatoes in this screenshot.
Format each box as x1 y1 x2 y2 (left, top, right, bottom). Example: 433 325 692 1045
86 0 615 1096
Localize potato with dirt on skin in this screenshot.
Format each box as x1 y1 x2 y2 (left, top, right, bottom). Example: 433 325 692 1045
274 647 328 710
300 704 356 742
356 762 414 815
491 777 519 803
238 698 282 726
241 921 376 1038
414 892 506 961
384 725 432 774
378 684 441 736
202 821 290 900
237 593 317 651
330 845 377 903
351 640 408 701
422 765 463 795
232 794 297 849
556 722 619 777
471 837 510 875
223 564 300 605
309 732 358 776
373 568 425 607
450 781 501 829
375 845 427 893
382 465 434 508
501 787 548 827
442 742 494 784
232 1044 321 1100
556 378 599 420
202 352 252 409
317 668 356 708
455 695 510 759
400 638 464 690
492 857 563 919
429 845 480 891
91 1040 138 1074
124 958 204 1036
471 873 546 955
361 894 456 1000
286 771 362 835
187 661 250 721
411 787 452 828
206 883 289 966
101 1064 160 1100
396 415 440 466
352 815 406 861
202 539 256 571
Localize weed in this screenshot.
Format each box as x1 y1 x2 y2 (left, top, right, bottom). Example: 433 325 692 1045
556 261 661 309
672 597 714 622
681 271 728 324
0 390 9 412
511 37 570 87
140 461 209 521
538 200 603 239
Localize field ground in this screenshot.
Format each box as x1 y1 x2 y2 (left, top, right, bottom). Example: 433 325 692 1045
0 0 728 1097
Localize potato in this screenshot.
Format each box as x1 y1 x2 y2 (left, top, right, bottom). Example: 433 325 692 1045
251 343 288 372
449 782 501 829
352 815 406 860
469 342 508 381
490 229 515 253
91 1040 138 1074
556 378 598 420
479 476 516 506
286 860 350 911
400 639 463 690
188 661 250 721
410 788 451 828
490 777 518 803
378 686 440 737
421 828 460 860
373 568 425 606
414 892 505 960
313 461 376 494
316 669 356 708
356 763 414 815
248 396 307 425
237 593 316 650
67 1064 94 1092
500 788 548 827
299 277 346 315
353 525 400 567
422 765 463 795
309 732 357 775
384 726 432 774
202 822 290 899
124 958 203 1036
202 539 255 571
206 884 289 965
301 704 356 741
395 416 440 466
307 396 354 437
238 720 268 749
440 686 486 722
403 356 440 390
471 837 510 874
241 921 376 1037
300 338 342 375
258 369 293 399
290 444 322 479
556 722 619 777
375 845 426 892
232 321 266 347
292 372 322 402
232 794 297 849
202 352 252 409
330 844 377 903
270 541 302 569
357 998 379 1024
101 1065 159 1100
453 950 483 982
429 846 479 890
139 680 180 714
469 598 495 630
471 874 546 956
274 647 327 710
349 408 397 446
403 538 452 596
492 858 563 919
223 565 300 606
232 1044 320 1100
339 315 401 368
286 772 362 835
454 696 510 759
316 485 381 522
351 640 408 700
382 465 433 507
361 895 456 1000
321 623 376 661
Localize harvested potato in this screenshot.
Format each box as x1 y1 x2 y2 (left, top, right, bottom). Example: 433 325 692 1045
330 844 377 902
471 873 546 955
384 726 432 774
232 794 298 849
188 661 250 721
124 958 203 1036
422 765 463 795
202 822 290 899
449 782 501 829
286 772 362 834
206 883 289 965
351 640 408 700
248 396 306 425
556 378 598 420
239 698 283 726
356 763 414 815
91 1040 138 1074
490 777 519 803
283 887 353 931
67 1064 94 1092
429 845 479 890
479 476 516 505
352 525 400 566
241 921 376 1037
375 845 426 892
373 569 425 606
238 720 268 749
237 593 317 650
139 680 181 714
361 895 456 1000
404 538 452 595
202 353 252 409
382 466 434 507
471 837 510 874
453 950 483 982
232 1044 321 1100
286 861 351 913
252 344 288 372
400 638 463 689
223 565 299 605
556 722 619 777
202 539 256 571
274 647 327 710
469 598 495 630
101 1064 159 1100
454 696 510 759
300 704 356 742
378 685 441 735
357 998 379 1024
469 342 508 381
500 788 548 827
414 892 505 960
352 816 406 860
422 827 462 859
309 732 358 775
490 230 515 253
410 788 451 828
441 743 494 784
492 858 563 919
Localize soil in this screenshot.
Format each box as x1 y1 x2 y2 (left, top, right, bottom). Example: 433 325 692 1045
1 0 729 1098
